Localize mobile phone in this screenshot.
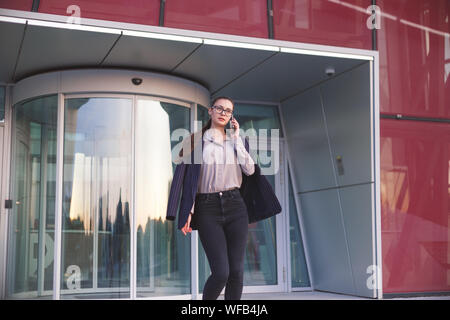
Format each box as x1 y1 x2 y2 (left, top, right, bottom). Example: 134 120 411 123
229 115 235 129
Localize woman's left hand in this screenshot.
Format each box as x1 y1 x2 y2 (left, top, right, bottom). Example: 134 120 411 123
181 213 192 236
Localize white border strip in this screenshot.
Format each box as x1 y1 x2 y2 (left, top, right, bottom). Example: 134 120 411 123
52 92 64 300
0 15 26 24
123 30 202 43
204 38 279 52
373 54 383 299
281 47 373 61
27 19 121 35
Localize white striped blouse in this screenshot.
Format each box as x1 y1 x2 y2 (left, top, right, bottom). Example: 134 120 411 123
191 128 255 214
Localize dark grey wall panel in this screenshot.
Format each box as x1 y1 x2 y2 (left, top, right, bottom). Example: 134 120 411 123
215 52 362 102
15 25 120 81
103 34 201 74
282 61 376 298
172 44 275 93
320 63 372 187
338 183 376 298
281 88 337 193
299 189 354 294
0 21 26 82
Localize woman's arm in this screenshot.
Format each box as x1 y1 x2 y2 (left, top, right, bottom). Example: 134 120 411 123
233 136 255 176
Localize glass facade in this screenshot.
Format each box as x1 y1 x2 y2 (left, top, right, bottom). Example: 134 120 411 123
380 119 450 293
273 0 372 50
38 0 160 26
376 0 450 294
378 0 449 119
5 95 309 299
164 0 269 38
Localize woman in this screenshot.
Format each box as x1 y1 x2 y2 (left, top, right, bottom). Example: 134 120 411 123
166 96 281 300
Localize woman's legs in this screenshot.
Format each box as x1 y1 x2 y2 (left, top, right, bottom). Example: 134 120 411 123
197 219 230 300
196 190 249 300
223 213 248 300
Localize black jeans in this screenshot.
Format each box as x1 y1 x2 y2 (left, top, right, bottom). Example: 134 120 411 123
192 188 249 300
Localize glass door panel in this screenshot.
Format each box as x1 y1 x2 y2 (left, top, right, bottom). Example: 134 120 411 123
244 153 277 286
197 148 280 290
6 95 58 298
61 97 132 299
197 103 282 292
135 98 191 297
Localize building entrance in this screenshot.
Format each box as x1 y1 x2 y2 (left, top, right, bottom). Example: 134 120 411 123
3 70 309 299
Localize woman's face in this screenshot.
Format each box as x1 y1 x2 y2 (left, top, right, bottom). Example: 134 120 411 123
208 98 234 129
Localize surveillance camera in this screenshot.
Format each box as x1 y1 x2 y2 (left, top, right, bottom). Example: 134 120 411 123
132 77 143 85
325 67 335 77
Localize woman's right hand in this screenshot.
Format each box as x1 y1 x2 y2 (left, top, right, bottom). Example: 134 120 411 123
181 213 192 236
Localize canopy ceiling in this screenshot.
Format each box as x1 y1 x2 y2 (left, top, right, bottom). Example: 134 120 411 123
0 8 374 102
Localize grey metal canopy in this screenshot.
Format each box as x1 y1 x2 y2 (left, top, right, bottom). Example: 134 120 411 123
0 8 372 103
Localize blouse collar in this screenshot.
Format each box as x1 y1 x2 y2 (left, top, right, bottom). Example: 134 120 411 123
203 128 232 143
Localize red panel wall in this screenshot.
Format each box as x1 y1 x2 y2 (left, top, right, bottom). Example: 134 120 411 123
272 0 372 50
163 0 268 38
378 0 450 294
37 0 160 26
381 118 450 293
377 0 449 119
0 0 32 10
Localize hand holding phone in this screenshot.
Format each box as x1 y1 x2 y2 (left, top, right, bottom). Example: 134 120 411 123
229 115 240 139
229 115 235 129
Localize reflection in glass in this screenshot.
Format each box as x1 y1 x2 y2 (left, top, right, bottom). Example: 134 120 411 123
244 152 277 286
135 99 191 297
6 95 58 298
197 104 209 127
236 103 280 286
197 104 211 291
233 103 283 138
61 98 132 298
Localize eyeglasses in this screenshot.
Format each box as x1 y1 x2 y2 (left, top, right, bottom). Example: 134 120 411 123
211 105 233 117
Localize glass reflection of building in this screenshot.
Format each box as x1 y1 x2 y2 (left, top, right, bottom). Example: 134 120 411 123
6 93 194 298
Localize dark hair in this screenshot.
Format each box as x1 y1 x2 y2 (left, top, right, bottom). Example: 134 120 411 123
178 96 234 158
